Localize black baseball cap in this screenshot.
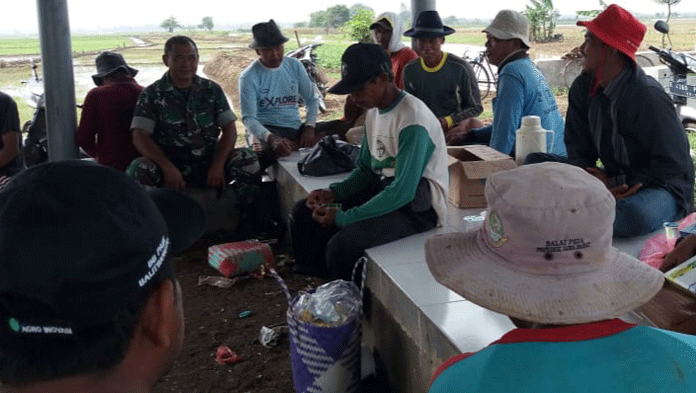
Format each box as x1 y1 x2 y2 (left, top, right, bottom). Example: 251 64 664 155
0 161 206 341
328 43 392 95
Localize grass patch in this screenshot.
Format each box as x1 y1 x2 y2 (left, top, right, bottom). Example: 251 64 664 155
315 41 350 72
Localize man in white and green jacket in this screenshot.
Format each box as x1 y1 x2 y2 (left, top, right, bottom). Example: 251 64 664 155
291 43 449 280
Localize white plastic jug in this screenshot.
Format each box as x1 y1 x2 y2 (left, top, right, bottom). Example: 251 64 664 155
515 115 553 165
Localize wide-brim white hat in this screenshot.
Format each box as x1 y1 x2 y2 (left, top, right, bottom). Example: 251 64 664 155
483 10 531 48
425 163 663 324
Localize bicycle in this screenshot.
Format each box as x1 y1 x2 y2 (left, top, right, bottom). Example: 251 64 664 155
561 51 654 88
465 50 497 100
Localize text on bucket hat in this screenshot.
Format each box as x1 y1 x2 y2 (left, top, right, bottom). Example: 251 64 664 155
425 162 663 324
328 43 392 95
249 19 289 49
403 10 455 38
0 161 206 341
483 10 530 48
92 51 138 86
576 4 646 62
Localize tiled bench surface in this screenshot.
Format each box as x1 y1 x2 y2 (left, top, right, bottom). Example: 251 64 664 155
272 151 657 393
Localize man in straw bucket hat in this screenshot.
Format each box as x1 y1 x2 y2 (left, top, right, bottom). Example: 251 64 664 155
402 10 483 139
446 10 565 159
425 162 696 392
239 19 320 168
78 51 143 171
561 4 694 238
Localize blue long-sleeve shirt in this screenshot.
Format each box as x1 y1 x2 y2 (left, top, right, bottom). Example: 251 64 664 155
471 56 566 157
239 56 318 141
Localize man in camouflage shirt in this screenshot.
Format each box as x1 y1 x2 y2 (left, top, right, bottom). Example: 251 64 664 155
129 35 259 193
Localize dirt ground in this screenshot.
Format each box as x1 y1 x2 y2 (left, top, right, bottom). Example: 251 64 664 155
153 233 311 393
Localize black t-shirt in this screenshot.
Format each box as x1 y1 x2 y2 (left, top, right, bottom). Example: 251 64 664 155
0 91 21 174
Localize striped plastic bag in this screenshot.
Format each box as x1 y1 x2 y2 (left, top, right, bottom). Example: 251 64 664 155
271 258 366 393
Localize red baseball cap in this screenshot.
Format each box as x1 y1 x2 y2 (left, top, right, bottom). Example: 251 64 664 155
577 4 646 62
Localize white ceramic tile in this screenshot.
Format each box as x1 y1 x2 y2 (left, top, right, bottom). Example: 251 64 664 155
421 301 516 354
276 152 349 194
366 230 435 266
381 261 465 306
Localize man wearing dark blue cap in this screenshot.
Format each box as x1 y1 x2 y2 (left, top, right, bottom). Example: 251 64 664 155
291 43 449 280
0 161 206 392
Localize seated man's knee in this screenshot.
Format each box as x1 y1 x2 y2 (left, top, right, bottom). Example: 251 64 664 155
614 192 675 237
291 199 313 223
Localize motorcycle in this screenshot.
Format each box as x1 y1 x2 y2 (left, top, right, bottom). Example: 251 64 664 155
21 59 48 167
286 36 328 113
648 20 696 131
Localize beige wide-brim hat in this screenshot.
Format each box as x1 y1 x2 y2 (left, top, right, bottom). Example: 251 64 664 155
483 9 531 48
425 162 663 324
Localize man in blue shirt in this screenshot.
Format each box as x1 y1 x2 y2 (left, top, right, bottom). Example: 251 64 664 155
425 162 696 393
239 19 319 168
447 10 566 158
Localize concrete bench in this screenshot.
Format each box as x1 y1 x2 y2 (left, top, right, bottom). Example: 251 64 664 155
272 151 657 393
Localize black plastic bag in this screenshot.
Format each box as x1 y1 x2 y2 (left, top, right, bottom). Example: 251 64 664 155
298 135 360 176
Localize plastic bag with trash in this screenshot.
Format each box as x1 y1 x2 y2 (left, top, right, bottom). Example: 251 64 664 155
292 279 361 326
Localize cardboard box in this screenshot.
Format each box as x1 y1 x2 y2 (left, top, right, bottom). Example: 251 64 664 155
447 145 517 208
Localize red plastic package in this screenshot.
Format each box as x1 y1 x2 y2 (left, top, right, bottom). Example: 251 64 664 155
208 240 274 278
215 346 243 364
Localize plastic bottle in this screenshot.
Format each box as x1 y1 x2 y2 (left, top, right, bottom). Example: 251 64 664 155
515 115 552 165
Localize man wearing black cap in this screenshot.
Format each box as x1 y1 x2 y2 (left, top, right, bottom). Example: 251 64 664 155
403 10 483 138
291 43 449 280
239 19 319 167
0 161 206 392
77 51 143 171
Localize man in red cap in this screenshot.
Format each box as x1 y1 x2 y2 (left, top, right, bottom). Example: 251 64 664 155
564 4 694 237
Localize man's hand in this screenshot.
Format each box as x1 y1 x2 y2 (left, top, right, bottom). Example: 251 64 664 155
268 134 293 157
162 163 186 190
662 235 696 272
312 204 337 227
207 159 226 188
446 130 470 146
609 183 643 200
299 125 316 148
306 188 335 210
585 167 642 200
438 117 450 133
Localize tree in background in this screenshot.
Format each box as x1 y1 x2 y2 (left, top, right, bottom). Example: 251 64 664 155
399 2 411 29
325 5 351 28
350 3 373 16
161 16 181 33
653 0 682 22
524 0 560 43
310 5 350 32
309 10 328 28
576 0 608 19
345 9 376 43
199 16 214 32
443 15 458 25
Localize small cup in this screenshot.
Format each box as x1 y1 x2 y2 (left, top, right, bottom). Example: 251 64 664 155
664 222 679 241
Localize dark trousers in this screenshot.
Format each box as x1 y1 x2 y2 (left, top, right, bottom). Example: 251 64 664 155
291 178 438 281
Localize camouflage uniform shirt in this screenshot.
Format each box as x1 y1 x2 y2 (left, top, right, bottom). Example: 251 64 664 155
131 73 237 173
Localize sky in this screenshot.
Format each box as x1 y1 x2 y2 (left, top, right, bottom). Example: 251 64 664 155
1 0 694 35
